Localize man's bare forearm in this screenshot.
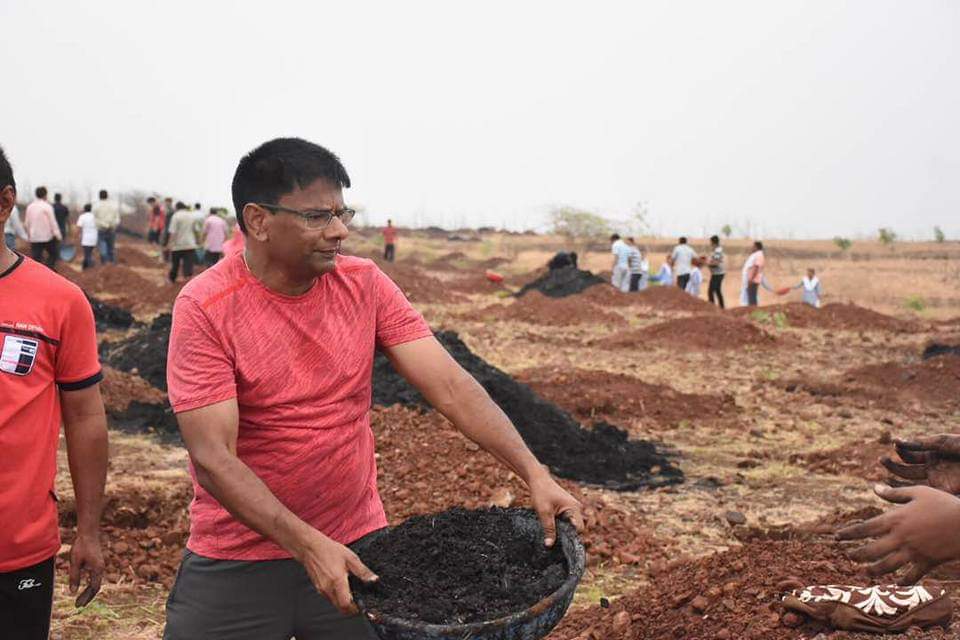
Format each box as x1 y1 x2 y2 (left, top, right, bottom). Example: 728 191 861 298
427 371 548 485
192 449 319 557
64 414 108 537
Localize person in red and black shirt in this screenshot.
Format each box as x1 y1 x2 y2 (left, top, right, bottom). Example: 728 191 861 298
0 145 109 640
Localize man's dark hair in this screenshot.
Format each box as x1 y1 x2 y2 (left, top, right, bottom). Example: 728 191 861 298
99 189 108 200
164 196 172 202
209 207 218 215
147 196 156 204
83 203 92 212
231 137 351 233
194 202 201 210
176 201 187 211
54 193 62 203
679 236 687 244
387 219 393 225
710 235 720 244
609 233 620 242
36 186 47 199
627 237 635 243
0 146 15 193
754 241 764 251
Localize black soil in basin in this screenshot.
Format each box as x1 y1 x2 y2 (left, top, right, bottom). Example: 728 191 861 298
351 508 568 625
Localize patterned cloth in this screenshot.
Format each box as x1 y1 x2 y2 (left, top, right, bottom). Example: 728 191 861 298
783 584 952 633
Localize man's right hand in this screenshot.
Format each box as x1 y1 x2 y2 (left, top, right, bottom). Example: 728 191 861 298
881 434 960 495
295 530 379 615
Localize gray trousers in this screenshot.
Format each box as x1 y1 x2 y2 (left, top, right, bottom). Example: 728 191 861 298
164 550 377 640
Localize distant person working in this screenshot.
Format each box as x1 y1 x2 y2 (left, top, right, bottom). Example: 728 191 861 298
52 193 69 240
165 202 198 283
707 235 725 308
626 238 649 292
202 208 228 265
670 237 696 291
740 241 765 307
92 190 119 264
784 268 822 308
383 219 397 262
75 204 98 270
24 187 61 269
610 233 630 292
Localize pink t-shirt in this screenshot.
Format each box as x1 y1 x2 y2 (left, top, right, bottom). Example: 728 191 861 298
24 200 61 243
222 230 245 257
202 215 228 252
166 253 432 560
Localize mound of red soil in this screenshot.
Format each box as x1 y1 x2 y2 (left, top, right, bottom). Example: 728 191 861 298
474 291 626 326
100 366 166 413
373 405 672 570
579 285 648 307
58 481 191 588
60 264 183 314
631 285 721 313
516 367 739 427
846 356 960 408
791 439 892 481
781 354 960 412
731 302 920 333
379 262 468 304
446 272 511 295
352 508 567 625
596 315 776 351
115 243 163 269
549 529 954 640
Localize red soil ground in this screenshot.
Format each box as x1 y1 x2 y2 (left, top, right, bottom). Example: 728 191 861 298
549 525 955 640
595 315 777 351
471 291 628 326
516 366 740 428
731 302 921 333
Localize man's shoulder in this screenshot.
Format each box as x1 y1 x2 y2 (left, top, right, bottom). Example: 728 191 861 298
12 257 89 302
334 254 378 276
176 254 245 309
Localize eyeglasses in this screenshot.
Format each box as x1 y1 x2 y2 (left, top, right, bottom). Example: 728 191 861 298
256 203 356 229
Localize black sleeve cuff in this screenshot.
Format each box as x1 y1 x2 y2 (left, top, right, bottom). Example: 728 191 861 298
57 370 104 391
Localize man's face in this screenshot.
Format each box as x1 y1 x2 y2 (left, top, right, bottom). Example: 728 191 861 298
262 178 349 278
807 269 815 278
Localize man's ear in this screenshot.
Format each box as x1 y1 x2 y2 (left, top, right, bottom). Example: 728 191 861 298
0 186 15 224
242 204 271 242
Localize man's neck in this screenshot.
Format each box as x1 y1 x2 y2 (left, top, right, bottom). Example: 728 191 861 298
243 249 316 296
0 244 19 275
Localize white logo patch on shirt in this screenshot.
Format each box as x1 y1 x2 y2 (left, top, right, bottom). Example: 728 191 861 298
1 334 39 376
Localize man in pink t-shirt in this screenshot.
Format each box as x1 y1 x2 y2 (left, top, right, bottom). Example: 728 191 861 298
201 209 228 265
24 186 62 269
163 138 584 640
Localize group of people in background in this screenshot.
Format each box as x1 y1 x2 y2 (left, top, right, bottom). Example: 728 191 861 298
3 188 120 269
4 190 243 282
610 234 823 309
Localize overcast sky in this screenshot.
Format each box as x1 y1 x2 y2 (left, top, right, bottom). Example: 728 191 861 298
1 0 958 239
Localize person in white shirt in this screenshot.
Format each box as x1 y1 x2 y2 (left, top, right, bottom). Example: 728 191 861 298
707 235 726 308
74 203 98 270
685 260 703 297
3 204 26 250
652 254 673 286
740 241 766 306
787 268 823 308
610 233 630 292
670 237 697 291
626 238 649 292
165 201 199 283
